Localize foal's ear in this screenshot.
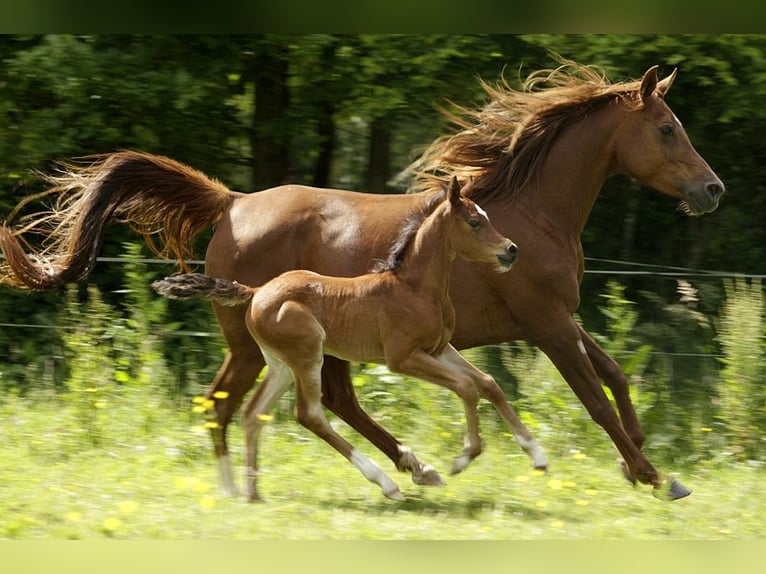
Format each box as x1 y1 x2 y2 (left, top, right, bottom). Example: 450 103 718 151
657 68 678 97
639 65 659 104
447 175 462 206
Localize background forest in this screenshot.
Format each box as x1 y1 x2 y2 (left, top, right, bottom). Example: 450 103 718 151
1 35 765 525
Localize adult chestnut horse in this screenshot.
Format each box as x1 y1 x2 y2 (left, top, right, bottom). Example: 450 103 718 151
152 177 546 501
0 62 723 500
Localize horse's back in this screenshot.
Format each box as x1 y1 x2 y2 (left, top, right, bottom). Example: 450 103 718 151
206 185 425 286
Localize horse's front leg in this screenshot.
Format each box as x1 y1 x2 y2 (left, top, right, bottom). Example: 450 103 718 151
530 314 691 500
320 355 444 486
577 325 645 450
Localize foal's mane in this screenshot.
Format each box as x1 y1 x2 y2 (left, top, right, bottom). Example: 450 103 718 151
408 59 645 203
371 188 446 274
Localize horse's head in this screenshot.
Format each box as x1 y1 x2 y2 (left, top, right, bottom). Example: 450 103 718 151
447 176 517 271
614 65 725 215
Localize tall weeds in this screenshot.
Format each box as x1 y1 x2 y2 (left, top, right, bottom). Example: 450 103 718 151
716 277 765 461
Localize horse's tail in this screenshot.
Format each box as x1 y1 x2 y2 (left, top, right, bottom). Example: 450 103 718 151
0 151 236 290
152 273 254 306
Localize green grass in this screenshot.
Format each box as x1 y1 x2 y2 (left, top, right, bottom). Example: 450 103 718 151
1 389 764 540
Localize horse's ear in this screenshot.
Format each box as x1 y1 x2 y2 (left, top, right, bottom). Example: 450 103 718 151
639 65 659 104
447 176 462 206
657 68 678 97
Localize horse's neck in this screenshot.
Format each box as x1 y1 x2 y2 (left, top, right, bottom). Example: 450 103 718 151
396 210 454 302
520 107 619 238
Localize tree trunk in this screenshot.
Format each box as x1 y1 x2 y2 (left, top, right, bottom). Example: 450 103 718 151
312 101 335 188
248 43 290 190
364 117 391 194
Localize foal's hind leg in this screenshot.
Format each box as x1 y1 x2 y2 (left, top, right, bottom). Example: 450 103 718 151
259 303 404 501
320 356 444 486
241 353 294 502
206 304 266 496
293 359 404 501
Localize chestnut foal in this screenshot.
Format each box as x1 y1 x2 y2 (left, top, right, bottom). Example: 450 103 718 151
153 177 546 501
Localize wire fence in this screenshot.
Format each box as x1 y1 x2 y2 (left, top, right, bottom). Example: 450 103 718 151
1 252 760 359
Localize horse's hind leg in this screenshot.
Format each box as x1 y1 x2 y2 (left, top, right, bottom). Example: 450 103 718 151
206 348 264 497
320 356 444 486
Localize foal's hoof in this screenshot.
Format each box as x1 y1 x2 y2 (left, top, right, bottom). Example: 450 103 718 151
653 477 692 501
412 465 446 486
451 455 473 475
383 485 406 502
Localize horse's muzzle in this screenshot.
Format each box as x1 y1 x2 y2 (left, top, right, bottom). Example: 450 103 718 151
685 179 725 215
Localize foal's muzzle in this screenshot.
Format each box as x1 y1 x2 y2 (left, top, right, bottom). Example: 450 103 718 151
496 241 518 269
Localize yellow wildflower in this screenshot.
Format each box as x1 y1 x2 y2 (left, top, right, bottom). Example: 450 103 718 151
103 517 122 532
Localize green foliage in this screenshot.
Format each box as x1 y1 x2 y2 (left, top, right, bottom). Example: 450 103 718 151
716 277 765 460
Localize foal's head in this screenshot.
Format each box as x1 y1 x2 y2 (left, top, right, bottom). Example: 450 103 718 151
445 176 517 271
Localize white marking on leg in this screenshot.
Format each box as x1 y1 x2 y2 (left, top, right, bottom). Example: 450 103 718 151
218 454 239 497
350 448 404 501
397 445 445 485
515 435 548 469
577 338 587 356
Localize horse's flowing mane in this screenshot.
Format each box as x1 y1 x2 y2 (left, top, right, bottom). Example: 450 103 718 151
407 59 645 203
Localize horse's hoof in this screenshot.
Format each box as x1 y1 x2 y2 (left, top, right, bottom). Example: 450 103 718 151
533 464 549 474
653 477 692 501
412 465 446 486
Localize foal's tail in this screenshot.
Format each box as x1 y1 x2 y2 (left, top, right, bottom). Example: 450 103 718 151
152 273 254 306
0 151 236 290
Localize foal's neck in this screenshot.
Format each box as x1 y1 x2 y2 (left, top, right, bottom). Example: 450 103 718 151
394 206 455 300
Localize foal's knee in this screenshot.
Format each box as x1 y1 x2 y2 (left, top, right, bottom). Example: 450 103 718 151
474 372 506 403
295 402 326 432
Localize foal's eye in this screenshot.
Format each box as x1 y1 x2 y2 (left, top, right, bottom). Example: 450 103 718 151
659 124 673 136
468 219 481 230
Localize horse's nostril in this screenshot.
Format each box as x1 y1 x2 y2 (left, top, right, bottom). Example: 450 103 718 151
707 182 724 197
507 243 518 258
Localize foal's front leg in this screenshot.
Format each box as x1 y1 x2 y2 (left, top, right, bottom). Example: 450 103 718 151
436 345 547 471
387 348 484 474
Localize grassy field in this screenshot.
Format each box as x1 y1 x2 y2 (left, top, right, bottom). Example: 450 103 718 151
1 386 763 540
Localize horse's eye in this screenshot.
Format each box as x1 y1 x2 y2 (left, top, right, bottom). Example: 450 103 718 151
660 125 673 136
468 219 481 230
